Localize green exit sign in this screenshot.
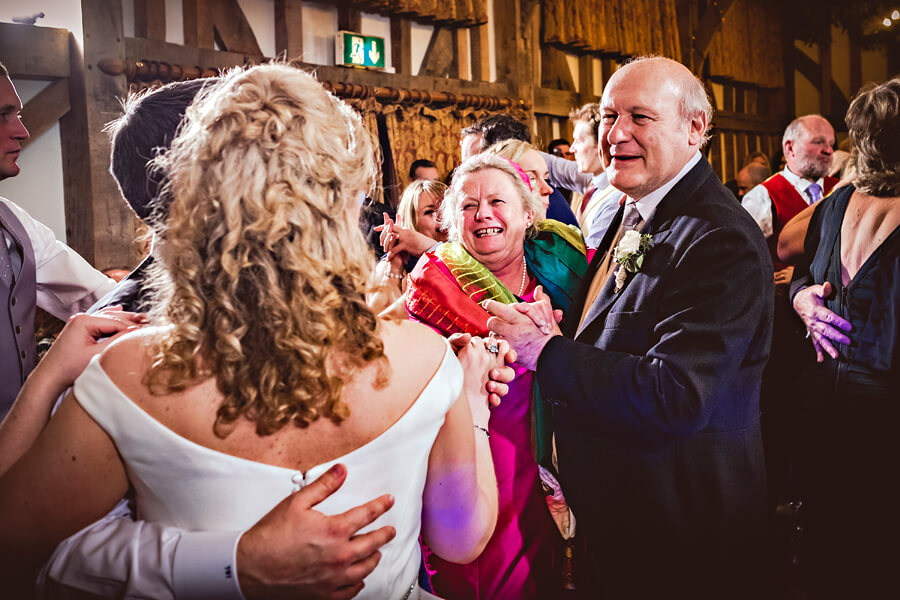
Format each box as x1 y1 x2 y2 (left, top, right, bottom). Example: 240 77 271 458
336 31 386 69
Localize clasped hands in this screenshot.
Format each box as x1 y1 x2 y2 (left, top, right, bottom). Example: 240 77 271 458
483 285 563 371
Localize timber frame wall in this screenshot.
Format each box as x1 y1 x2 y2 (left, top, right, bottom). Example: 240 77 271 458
0 0 894 269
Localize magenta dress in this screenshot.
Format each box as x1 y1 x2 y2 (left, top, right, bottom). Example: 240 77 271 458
420 283 562 599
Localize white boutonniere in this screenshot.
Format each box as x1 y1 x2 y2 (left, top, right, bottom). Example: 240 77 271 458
613 231 654 292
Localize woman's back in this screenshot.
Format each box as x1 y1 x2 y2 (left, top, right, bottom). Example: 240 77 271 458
75 320 459 597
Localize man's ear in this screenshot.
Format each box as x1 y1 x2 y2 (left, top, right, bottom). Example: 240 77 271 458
687 113 707 146
783 139 794 158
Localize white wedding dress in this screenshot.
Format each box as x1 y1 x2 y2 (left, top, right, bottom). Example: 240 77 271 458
72 340 462 599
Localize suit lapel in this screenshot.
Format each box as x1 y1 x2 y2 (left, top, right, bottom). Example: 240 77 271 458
572 159 715 342
562 203 625 337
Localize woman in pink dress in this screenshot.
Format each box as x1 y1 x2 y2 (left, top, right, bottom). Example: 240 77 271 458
404 154 591 599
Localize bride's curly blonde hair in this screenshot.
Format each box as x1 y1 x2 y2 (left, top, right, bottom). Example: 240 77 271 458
145 64 386 436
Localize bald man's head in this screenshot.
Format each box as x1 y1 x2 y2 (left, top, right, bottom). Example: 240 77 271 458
599 57 712 200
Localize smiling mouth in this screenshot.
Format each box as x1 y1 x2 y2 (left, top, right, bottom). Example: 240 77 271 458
474 227 503 237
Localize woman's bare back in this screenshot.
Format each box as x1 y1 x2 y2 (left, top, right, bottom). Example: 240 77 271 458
99 319 449 473
840 190 900 286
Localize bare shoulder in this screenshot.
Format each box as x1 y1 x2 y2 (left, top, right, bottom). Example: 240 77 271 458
379 319 449 371
97 326 158 391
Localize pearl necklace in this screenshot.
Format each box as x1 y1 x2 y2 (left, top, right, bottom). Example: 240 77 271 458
517 256 528 296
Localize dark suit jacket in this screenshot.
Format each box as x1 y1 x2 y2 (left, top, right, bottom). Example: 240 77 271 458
87 255 155 314
537 159 773 598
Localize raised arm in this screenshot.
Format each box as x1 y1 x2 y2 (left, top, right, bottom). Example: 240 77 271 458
539 151 592 194
0 310 143 475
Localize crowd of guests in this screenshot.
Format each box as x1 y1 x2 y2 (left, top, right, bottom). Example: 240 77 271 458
0 53 897 600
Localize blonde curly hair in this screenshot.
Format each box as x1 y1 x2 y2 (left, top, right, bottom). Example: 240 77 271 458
146 63 386 436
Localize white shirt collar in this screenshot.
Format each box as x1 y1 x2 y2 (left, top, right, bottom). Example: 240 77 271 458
590 170 609 190
628 151 703 223
781 166 825 197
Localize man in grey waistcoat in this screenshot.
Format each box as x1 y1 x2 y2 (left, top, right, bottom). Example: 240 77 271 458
0 60 114 418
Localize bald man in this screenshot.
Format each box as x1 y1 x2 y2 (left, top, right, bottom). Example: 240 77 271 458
487 56 772 598
742 114 837 270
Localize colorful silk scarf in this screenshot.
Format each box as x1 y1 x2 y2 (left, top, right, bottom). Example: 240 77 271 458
405 219 588 467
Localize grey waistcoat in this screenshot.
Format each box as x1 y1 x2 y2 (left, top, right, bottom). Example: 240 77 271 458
0 201 37 418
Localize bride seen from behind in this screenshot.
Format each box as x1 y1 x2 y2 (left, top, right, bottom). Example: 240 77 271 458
0 63 500 598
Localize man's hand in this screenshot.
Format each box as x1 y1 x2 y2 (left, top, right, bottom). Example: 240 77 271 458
485 286 561 371
773 266 794 287
237 464 396 600
792 281 852 362
448 333 515 407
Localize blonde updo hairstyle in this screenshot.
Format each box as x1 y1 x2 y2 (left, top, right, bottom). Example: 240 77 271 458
396 179 448 233
440 153 543 243
147 63 386 436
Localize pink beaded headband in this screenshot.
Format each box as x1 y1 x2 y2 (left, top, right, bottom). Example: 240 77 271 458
501 158 533 191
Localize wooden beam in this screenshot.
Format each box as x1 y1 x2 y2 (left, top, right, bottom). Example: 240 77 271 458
67 0 133 269
59 31 94 262
0 23 71 79
577 54 596 104
493 0 535 123
535 114 552 149
540 46 575 91
676 0 700 72
819 40 832 118
390 16 412 75
337 1 361 33
534 87 579 117
419 27 455 78
848 33 861 96
714 110 783 134
20 79 70 150
120 37 512 101
694 0 738 59
124 37 263 71
183 0 260 54
275 0 303 60
134 0 166 40
600 58 617 88
182 0 214 49
791 46 848 129
470 23 490 82
454 28 470 80
212 0 262 55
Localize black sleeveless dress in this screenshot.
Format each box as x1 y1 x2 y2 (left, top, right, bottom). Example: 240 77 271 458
790 184 900 598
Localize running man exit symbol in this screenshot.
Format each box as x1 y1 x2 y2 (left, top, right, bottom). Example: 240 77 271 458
336 31 386 69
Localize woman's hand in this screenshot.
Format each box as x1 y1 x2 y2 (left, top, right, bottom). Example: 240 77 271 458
374 213 437 260
0 308 146 477
792 282 852 362
41 309 147 391
448 333 515 408
452 334 510 425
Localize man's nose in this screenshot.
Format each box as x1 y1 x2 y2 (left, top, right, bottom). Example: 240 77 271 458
606 118 630 143
11 116 29 140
